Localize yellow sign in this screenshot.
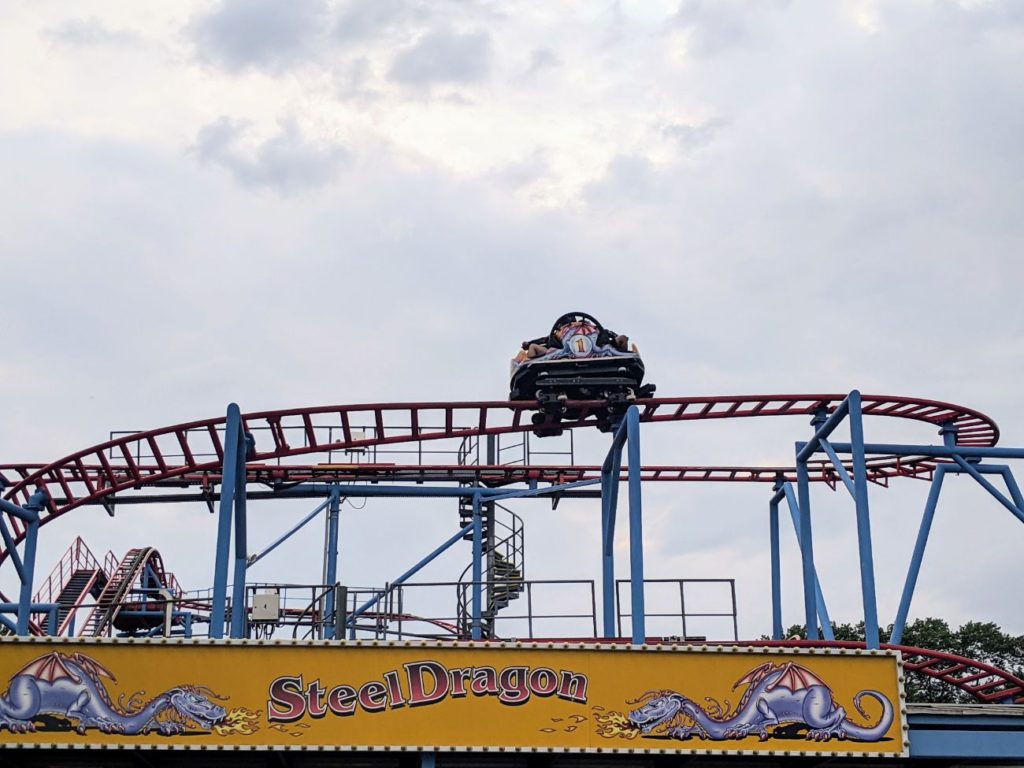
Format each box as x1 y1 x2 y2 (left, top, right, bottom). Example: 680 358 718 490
0 639 907 756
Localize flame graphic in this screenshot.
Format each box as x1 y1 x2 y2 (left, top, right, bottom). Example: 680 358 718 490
214 707 260 736
593 710 639 740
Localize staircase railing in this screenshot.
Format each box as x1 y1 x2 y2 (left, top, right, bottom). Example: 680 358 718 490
33 537 106 604
456 502 525 638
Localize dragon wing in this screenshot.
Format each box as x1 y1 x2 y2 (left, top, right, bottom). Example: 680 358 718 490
13 652 80 683
765 662 829 693
70 653 117 683
732 662 777 691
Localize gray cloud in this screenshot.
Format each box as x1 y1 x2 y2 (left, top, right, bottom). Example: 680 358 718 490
193 118 349 195
189 0 329 73
662 117 728 153
390 28 493 86
333 0 418 41
45 17 138 47
524 47 560 78
668 0 784 57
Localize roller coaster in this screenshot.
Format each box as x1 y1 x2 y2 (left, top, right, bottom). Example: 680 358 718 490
1 381 1023 761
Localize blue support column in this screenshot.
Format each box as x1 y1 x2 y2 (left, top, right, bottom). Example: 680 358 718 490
211 403 241 640
892 466 947 645
626 406 645 645
324 486 341 640
848 391 880 649
17 517 39 636
794 453 818 639
230 433 249 639
601 444 622 638
471 491 483 640
769 483 783 641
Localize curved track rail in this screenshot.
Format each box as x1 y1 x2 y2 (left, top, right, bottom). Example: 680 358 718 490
751 640 1024 704
0 394 999 565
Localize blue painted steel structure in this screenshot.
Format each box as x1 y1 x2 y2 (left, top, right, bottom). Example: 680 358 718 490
2 390 1023 762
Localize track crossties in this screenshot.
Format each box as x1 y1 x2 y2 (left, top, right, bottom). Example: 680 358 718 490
0 394 999 564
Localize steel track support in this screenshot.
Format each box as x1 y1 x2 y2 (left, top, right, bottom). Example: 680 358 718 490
472 491 483 640
211 403 254 640
230 431 249 639
781 482 833 639
601 442 622 638
893 461 1024 645
892 465 947 645
626 406 646 645
323 486 342 640
347 522 474 631
769 481 783 640
849 391 880 649
1 491 46 635
950 456 1024 523
794 453 818 639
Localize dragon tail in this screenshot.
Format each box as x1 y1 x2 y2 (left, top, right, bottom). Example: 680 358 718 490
842 691 894 742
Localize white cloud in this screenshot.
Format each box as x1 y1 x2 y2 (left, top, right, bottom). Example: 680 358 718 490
1 1 1023 642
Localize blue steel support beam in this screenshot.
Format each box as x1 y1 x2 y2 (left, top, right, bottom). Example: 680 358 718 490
794 454 818 640
324 486 341 640
296 480 601 501
795 396 852 463
248 497 332 567
348 523 475 626
601 443 623 638
13 491 46 636
626 406 646 645
230 431 249 639
0 603 58 636
782 482 833 639
848 391 880 649
0 509 26 583
818 439 856 498
892 466 948 646
950 455 1024 523
826 443 1024 460
17 518 39 636
472 491 483 640
1000 467 1024 515
210 402 241 640
769 483 783 641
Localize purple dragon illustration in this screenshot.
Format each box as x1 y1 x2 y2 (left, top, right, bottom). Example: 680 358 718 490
0 652 227 735
627 661 894 742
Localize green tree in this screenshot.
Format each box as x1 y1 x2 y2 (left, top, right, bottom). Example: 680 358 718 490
771 618 1024 703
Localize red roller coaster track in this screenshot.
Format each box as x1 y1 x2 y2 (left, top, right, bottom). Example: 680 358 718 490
0 394 999 563
0 393 1018 704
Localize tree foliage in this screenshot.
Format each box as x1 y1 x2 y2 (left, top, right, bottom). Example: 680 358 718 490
775 618 1024 704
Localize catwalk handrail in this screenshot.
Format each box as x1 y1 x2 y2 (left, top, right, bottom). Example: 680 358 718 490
0 394 1000 567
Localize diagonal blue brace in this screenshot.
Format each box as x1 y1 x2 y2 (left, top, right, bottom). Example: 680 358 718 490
892 465 948 645
819 439 856 498
348 522 475 633
782 482 833 639
601 442 623 637
951 455 1024 523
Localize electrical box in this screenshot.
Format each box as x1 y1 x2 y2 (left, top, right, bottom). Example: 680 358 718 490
252 590 281 622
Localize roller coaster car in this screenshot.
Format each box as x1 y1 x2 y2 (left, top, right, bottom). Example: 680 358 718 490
510 312 655 436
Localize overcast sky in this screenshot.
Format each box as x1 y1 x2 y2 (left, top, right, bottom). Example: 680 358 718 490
1 0 1022 640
